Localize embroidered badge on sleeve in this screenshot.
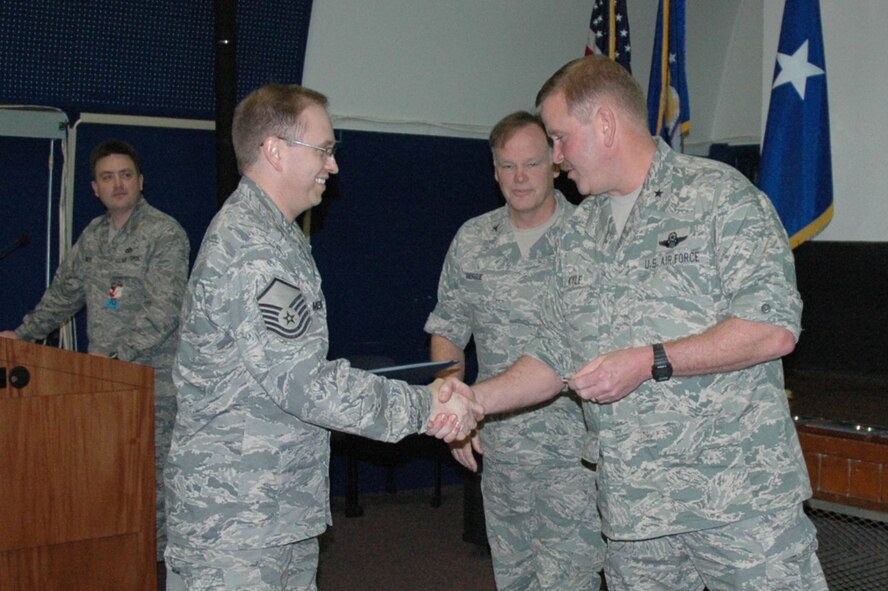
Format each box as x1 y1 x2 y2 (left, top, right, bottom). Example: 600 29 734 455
257 278 312 339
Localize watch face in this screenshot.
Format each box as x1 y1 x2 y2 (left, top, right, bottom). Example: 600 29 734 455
653 364 672 381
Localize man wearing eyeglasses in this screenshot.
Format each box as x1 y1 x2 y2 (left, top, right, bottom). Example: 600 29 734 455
1 139 190 564
163 83 483 591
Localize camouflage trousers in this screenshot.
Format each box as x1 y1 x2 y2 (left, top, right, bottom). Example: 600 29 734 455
481 458 604 591
604 504 828 591
155 371 178 560
165 538 319 591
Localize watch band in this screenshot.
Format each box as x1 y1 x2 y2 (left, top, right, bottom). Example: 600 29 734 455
651 342 672 382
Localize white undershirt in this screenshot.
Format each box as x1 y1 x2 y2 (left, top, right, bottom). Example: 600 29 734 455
608 185 643 237
512 199 561 257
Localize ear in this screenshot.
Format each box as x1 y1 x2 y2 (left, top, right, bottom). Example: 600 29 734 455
261 136 285 172
597 106 617 148
91 180 99 198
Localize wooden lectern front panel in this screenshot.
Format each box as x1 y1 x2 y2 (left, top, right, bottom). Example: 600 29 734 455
0 339 156 591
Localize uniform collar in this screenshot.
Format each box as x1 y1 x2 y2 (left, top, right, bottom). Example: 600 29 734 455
490 190 568 235
104 197 148 235
488 190 568 256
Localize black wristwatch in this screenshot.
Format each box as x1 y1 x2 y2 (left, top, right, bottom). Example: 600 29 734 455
651 343 672 382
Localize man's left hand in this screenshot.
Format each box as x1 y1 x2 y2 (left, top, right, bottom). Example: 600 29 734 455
568 346 651 404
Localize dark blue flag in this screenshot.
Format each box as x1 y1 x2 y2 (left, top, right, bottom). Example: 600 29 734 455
586 0 632 73
647 0 690 147
759 0 833 248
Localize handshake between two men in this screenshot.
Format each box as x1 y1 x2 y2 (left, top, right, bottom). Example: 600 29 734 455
422 352 649 471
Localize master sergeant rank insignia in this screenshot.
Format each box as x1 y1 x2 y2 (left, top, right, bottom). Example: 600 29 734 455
257 278 312 339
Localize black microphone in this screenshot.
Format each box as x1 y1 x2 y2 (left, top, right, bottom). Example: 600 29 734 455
0 233 29 262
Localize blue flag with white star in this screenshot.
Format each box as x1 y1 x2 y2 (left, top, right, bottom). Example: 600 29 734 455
586 0 632 73
647 0 690 147
759 0 833 248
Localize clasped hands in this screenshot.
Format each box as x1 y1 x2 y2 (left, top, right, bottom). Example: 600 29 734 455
425 347 652 471
426 378 485 472
424 377 483 443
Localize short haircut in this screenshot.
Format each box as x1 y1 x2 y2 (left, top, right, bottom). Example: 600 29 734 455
232 83 329 173
90 140 141 178
535 55 647 129
489 111 551 152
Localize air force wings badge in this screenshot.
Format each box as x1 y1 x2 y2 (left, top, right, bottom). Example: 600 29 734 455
658 229 689 249
257 278 312 339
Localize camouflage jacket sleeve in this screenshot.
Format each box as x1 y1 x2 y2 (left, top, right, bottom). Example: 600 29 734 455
711 171 802 339
114 219 190 361
523 270 574 378
15 233 89 341
240 269 431 441
424 230 473 348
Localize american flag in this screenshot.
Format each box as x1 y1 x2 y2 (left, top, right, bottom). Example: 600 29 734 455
586 0 632 73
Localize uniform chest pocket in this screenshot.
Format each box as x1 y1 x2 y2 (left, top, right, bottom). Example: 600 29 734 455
102 272 147 310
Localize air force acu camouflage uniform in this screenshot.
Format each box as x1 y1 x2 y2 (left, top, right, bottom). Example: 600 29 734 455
165 177 434 586
527 139 821 588
426 191 603 591
14 197 189 559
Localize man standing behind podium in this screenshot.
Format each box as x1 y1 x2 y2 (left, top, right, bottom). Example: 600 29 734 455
0 139 190 562
426 111 603 590
164 84 481 591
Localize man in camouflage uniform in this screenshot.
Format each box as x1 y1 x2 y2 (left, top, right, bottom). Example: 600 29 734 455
164 84 481 591
1 140 189 561
425 111 603 590
439 56 828 590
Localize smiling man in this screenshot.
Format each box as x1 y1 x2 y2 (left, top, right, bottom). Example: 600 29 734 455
1 140 190 562
164 84 481 591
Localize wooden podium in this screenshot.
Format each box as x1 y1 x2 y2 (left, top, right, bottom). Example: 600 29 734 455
0 339 157 591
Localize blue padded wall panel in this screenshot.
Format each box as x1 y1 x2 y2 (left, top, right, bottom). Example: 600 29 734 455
0 1 214 118
0 137 65 331
310 130 502 367
0 1 313 118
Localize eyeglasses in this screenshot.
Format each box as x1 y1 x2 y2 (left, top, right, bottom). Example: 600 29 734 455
276 136 337 159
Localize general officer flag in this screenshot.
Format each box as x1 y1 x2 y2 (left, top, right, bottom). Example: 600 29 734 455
647 0 690 147
586 0 632 73
759 0 833 248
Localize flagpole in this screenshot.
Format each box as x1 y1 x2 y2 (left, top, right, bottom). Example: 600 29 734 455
658 0 671 137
